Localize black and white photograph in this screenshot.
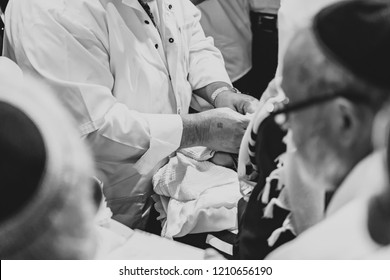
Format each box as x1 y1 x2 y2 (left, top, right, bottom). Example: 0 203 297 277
1 0 389 278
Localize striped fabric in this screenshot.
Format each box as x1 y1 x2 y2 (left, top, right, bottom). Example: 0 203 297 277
235 97 296 259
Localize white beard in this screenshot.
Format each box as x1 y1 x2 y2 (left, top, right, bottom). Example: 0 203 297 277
286 129 335 192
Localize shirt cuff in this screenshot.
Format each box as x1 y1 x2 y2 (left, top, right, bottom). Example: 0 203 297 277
134 114 183 175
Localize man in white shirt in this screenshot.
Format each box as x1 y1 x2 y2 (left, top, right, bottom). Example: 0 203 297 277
0 59 207 260
3 0 258 230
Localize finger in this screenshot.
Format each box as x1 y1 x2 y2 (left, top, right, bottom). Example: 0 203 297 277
242 100 260 114
210 152 235 168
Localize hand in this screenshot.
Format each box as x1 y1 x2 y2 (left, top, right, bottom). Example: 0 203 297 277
202 108 249 153
214 90 260 114
210 152 237 170
180 108 250 153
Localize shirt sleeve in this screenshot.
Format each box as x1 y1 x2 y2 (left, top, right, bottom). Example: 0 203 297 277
184 1 232 90
3 0 182 176
249 0 281 14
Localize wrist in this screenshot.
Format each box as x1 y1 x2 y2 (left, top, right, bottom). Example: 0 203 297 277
211 87 241 107
180 113 210 148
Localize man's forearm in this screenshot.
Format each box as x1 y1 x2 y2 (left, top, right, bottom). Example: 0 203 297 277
193 81 232 105
180 113 209 148
180 108 249 153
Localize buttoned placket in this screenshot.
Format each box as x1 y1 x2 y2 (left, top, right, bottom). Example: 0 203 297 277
157 1 182 115
123 0 182 115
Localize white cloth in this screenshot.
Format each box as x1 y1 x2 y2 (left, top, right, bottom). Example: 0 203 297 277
3 0 231 229
97 227 204 260
237 95 285 200
267 198 382 259
95 220 204 260
93 192 204 260
153 147 241 238
266 153 388 259
365 246 390 260
326 151 387 216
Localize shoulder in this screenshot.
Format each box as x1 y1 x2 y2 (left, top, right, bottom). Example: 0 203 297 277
7 0 111 44
7 0 109 29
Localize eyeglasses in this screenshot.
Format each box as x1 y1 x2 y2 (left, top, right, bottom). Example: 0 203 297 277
265 85 372 128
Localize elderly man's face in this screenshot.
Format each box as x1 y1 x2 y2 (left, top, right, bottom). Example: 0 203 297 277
280 71 339 190
280 30 358 191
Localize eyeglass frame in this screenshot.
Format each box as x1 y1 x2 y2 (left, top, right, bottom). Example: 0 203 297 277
265 86 374 127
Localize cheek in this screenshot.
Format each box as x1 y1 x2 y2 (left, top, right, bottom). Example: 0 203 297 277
290 114 323 165
289 115 309 151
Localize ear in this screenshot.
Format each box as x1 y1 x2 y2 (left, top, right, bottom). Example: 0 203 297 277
332 98 362 148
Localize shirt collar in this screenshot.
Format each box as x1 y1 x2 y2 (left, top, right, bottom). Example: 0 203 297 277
121 0 143 11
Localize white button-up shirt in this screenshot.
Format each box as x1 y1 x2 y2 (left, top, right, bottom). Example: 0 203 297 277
4 0 230 229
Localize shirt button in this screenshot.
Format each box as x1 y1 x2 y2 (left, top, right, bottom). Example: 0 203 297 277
145 20 150 24
168 4 173 9
155 44 159 49
177 108 181 114
169 38 174 43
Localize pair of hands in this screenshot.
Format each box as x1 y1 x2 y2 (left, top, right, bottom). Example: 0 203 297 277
180 88 259 156
204 90 259 154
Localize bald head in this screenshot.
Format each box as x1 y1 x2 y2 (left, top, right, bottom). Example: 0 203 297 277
284 26 388 110
281 26 388 190
283 27 344 102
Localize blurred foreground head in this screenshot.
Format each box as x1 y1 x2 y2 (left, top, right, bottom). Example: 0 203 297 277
367 103 390 246
0 58 97 259
281 0 390 191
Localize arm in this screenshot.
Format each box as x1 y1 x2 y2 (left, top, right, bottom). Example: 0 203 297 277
4 2 183 176
4 1 250 172
184 2 260 113
181 108 250 153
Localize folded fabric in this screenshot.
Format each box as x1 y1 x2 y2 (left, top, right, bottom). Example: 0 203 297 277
153 147 242 238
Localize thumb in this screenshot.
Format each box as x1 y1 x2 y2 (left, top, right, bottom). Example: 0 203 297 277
242 99 260 114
